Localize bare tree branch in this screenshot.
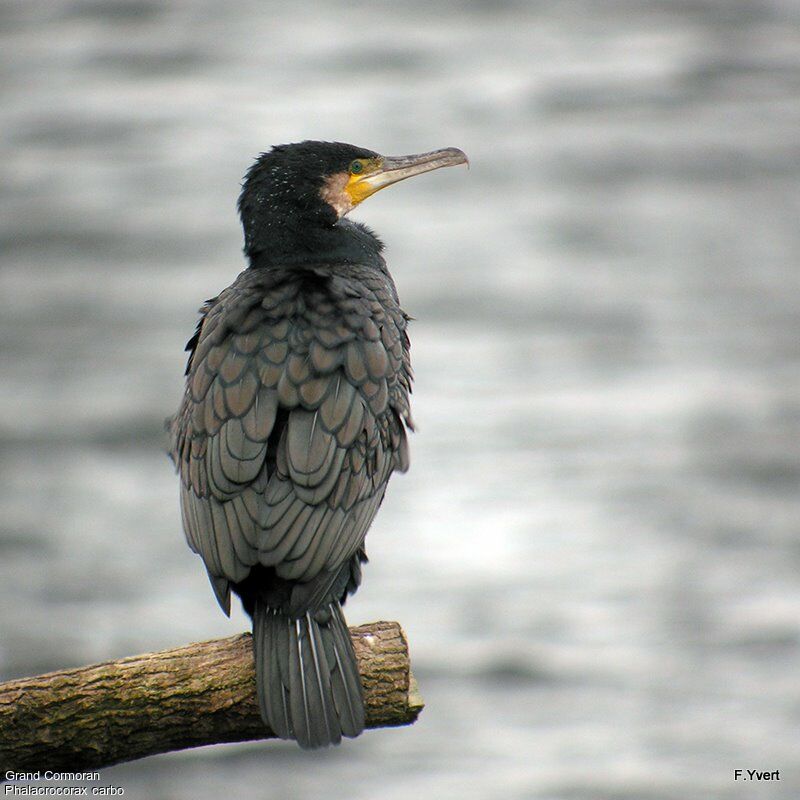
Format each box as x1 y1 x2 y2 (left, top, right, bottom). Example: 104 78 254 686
0 621 423 771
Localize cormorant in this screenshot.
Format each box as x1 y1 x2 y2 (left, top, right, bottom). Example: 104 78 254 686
169 141 467 749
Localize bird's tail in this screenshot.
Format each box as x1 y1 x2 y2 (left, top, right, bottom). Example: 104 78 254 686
252 600 365 749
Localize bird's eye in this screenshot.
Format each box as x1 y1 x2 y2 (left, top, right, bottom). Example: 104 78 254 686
350 160 364 175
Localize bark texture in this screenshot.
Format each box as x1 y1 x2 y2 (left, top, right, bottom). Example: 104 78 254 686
0 621 422 771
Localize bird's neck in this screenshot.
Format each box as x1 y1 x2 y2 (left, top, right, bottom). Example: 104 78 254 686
245 217 384 271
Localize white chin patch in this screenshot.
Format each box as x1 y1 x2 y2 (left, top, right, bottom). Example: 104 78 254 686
319 172 354 219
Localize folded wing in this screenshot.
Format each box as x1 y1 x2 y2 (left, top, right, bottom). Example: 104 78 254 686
170 268 411 614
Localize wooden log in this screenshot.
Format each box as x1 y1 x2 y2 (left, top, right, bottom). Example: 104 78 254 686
0 621 423 771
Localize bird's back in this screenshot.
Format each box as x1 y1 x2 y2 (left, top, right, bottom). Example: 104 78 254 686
171 260 412 602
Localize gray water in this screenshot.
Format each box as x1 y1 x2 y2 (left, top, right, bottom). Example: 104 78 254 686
1 1 799 797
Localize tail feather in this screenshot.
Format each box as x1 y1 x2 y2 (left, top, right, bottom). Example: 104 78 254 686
253 601 365 749
258 608 291 739
327 603 364 735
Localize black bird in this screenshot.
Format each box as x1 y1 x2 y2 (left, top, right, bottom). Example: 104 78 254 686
169 141 467 749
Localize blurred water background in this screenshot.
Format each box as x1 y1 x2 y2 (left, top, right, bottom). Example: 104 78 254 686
1 0 799 797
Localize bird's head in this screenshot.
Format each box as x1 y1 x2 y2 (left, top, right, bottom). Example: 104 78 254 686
238 140 468 261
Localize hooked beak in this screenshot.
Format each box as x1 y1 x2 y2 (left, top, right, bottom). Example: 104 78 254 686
346 147 469 206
